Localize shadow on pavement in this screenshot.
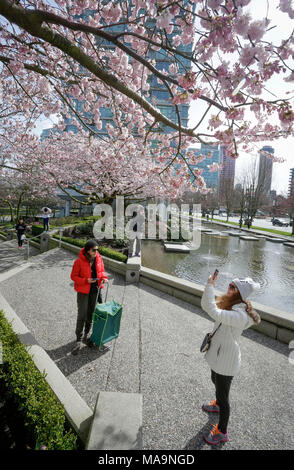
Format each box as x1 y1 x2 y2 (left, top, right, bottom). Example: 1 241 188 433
183 415 227 451
46 341 111 377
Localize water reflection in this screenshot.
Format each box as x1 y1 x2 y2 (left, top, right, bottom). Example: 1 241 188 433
141 223 294 314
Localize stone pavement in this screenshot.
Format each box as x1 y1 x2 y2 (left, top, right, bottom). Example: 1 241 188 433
0 239 39 273
0 244 293 450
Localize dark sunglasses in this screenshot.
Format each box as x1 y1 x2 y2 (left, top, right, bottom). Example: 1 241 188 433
91 248 99 252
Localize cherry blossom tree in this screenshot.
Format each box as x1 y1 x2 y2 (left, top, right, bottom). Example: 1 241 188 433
1 122 202 205
0 0 294 196
0 164 55 222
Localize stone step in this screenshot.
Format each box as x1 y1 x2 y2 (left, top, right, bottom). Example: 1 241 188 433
86 391 142 450
0 239 39 274
163 243 190 253
240 236 260 241
265 237 285 243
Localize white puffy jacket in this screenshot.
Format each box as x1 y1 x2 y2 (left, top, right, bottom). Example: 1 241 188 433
200 283 254 376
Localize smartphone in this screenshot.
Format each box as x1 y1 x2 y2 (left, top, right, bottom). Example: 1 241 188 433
212 269 219 280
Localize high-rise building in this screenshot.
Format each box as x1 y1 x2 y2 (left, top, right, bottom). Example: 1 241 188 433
289 168 294 197
188 144 220 189
218 144 235 201
258 145 274 194
42 5 192 141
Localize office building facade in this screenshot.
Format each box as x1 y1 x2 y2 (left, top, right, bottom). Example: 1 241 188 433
42 5 192 140
188 144 220 189
218 144 235 201
258 145 274 194
289 168 294 197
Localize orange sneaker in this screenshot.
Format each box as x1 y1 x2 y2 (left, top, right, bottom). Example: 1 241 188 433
202 399 220 413
203 424 229 445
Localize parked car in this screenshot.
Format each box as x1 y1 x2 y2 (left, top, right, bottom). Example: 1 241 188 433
272 218 289 227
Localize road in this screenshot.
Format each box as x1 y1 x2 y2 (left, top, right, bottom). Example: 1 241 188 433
214 215 293 233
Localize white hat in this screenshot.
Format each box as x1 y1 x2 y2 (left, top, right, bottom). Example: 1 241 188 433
232 277 260 301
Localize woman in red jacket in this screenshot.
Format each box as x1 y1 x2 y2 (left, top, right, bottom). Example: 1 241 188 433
71 239 108 355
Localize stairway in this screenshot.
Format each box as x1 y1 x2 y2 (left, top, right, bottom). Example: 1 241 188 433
0 239 40 274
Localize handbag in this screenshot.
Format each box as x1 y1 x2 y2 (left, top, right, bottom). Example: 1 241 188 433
200 323 222 353
21 234 26 241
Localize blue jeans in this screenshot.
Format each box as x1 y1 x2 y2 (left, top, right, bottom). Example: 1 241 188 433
43 218 49 231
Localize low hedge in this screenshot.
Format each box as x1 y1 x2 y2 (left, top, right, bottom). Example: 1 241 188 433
31 225 44 236
53 235 127 263
50 215 101 227
0 310 78 450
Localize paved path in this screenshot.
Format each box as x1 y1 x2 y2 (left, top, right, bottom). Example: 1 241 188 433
0 246 293 450
203 218 294 242
0 239 39 274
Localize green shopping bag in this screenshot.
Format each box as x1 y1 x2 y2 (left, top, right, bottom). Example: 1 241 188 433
90 282 122 349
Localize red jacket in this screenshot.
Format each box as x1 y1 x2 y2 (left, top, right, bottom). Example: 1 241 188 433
71 247 107 294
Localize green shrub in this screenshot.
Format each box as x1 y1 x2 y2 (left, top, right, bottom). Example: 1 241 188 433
0 310 78 450
73 221 94 236
98 245 127 263
53 235 127 263
32 225 44 236
50 216 101 227
26 233 41 244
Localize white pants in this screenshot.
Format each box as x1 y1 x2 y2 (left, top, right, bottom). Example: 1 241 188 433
128 237 141 256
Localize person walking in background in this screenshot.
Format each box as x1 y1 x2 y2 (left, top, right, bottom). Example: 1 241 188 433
70 239 108 355
15 218 28 249
200 273 261 445
41 206 52 232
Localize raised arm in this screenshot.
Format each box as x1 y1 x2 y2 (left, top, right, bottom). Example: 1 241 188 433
201 283 249 329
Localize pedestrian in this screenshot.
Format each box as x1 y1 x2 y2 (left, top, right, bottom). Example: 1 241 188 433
128 206 145 257
70 239 108 355
200 273 261 445
41 206 52 231
239 217 243 229
15 218 27 249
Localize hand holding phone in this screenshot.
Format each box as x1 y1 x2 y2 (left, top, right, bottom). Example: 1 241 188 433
212 269 219 280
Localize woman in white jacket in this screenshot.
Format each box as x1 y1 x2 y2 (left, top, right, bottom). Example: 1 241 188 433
200 273 261 445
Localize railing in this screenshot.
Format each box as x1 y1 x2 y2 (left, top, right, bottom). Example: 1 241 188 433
2 225 67 259
24 231 45 260
24 227 66 260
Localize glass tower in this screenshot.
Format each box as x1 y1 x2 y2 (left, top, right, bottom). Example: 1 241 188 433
188 144 220 189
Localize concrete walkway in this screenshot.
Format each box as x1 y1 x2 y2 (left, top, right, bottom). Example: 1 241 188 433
0 239 39 274
0 244 293 450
